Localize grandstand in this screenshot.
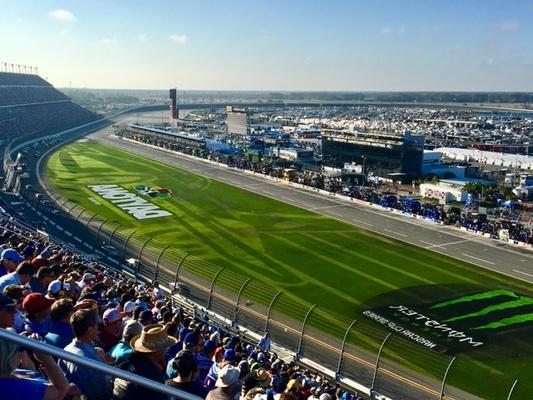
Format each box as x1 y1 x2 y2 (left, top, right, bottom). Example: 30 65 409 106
0 71 98 141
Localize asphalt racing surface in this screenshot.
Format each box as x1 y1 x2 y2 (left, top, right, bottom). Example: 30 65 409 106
91 130 533 286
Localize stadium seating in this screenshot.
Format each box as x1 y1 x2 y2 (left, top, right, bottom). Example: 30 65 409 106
0 72 98 139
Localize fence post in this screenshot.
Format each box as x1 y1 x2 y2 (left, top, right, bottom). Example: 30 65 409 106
371 332 392 391
506 380 519 400
121 230 137 261
336 319 357 376
75 208 87 220
138 237 152 266
66 203 78 215
59 198 70 209
95 218 110 246
296 304 316 356
234 278 252 323
439 356 456 400
207 268 225 310
85 213 97 233
108 224 122 248
264 291 283 333
154 245 169 282
172 254 190 294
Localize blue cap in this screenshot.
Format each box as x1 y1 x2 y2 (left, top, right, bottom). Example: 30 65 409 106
203 339 216 353
1 249 24 264
184 332 199 347
224 348 236 361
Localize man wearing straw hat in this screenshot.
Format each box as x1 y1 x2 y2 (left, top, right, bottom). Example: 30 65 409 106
112 323 177 400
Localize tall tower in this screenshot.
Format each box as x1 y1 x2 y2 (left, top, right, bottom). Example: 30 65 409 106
169 88 178 127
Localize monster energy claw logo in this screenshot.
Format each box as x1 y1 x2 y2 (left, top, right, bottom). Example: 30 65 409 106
431 289 533 330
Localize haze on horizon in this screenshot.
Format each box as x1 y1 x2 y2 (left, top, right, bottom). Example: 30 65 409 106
1 0 533 92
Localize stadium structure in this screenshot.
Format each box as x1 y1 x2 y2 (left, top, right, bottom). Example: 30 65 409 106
0 68 532 400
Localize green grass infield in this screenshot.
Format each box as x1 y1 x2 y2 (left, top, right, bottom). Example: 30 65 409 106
47 140 533 399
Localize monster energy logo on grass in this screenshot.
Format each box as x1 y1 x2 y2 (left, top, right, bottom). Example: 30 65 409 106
365 289 533 351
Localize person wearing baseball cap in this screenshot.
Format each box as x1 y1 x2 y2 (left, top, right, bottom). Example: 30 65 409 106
98 308 122 352
0 293 16 329
22 292 55 336
47 279 71 299
110 319 143 365
206 364 241 400
0 248 24 277
77 272 96 290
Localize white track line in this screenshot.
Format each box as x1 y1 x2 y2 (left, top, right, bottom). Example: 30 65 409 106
352 218 373 227
384 228 407 237
513 269 533 279
461 253 495 265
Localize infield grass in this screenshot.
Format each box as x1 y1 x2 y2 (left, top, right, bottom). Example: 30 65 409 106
47 140 533 399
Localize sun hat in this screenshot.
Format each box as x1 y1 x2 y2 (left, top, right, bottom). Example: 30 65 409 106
215 364 240 387
254 368 272 387
130 323 177 353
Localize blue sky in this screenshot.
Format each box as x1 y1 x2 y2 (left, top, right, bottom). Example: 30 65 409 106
1 0 532 90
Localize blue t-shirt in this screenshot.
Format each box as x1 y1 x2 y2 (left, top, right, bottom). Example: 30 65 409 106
0 375 47 400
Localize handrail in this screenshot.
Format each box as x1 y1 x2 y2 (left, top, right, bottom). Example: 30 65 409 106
0 328 203 400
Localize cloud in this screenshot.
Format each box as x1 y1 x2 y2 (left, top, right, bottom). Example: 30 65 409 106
380 25 406 35
138 33 149 43
170 34 187 44
304 56 312 63
497 20 519 31
60 28 69 36
100 37 116 45
48 9 77 22
487 58 495 66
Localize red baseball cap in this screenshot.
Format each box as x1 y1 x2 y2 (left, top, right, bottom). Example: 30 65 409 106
23 293 55 313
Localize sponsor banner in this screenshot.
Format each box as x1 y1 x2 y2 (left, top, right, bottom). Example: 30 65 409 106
363 288 533 354
88 184 172 220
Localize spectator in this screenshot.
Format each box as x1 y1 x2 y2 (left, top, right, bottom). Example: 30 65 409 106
22 293 54 336
121 300 135 324
110 319 143 365
204 346 225 391
47 280 71 300
29 267 54 295
60 309 112 400
2 285 25 332
166 349 207 398
0 334 71 400
258 332 271 353
153 281 164 301
0 261 36 293
0 249 24 278
196 339 215 381
206 364 241 400
45 298 75 349
99 308 122 352
0 293 16 329
112 323 177 400
77 272 96 291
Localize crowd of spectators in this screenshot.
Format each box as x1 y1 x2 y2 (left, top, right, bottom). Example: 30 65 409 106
119 130 533 245
0 72 98 142
0 216 364 400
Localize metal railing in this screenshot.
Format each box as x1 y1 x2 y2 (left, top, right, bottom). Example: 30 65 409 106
0 328 202 400
30 186 527 400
